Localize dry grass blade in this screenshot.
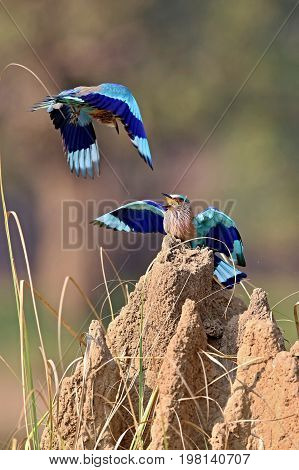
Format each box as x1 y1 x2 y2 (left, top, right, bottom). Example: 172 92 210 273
10 438 18 450
181 420 210 440
100 247 114 321
99 281 136 319
0 155 20 305
240 280 251 299
173 409 186 450
57 275 101 371
24 281 77 339
18 281 31 447
73 334 92 448
271 290 299 309
200 349 233 390
112 358 139 437
170 363 207 445
47 359 59 396
114 425 135 450
179 395 225 418
102 250 128 303
207 343 237 360
178 357 264 402
197 352 209 423
0 354 20 383
0 62 53 97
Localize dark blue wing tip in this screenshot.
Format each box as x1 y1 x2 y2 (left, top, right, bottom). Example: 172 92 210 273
69 159 99 179
147 157 154 170
133 145 153 169
136 150 153 170
237 254 246 267
129 135 153 169
222 271 247 289
143 155 153 170
69 164 89 178
140 151 154 170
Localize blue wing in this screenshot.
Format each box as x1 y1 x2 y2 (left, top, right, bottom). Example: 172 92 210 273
194 207 246 267
213 255 247 289
92 200 165 234
49 104 100 177
77 83 153 169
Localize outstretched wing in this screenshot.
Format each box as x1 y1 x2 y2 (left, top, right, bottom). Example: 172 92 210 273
49 104 100 178
76 83 153 169
194 207 246 266
92 200 165 233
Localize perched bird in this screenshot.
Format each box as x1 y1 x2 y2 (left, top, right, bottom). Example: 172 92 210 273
31 83 152 177
93 193 247 288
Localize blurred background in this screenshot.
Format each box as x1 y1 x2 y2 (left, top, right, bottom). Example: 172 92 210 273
0 0 298 446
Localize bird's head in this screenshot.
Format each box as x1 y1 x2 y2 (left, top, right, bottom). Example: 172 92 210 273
162 193 190 209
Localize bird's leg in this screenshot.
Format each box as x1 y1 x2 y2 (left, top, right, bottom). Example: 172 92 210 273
70 105 80 125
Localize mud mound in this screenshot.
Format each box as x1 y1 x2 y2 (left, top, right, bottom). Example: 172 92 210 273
149 299 217 449
41 237 298 450
41 320 123 450
106 236 245 390
211 289 299 450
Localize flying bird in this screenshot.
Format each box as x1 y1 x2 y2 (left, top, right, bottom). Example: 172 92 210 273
31 83 152 177
92 194 247 288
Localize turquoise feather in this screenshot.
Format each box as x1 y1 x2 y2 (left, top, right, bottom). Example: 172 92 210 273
93 196 247 288
31 83 152 176
193 207 246 266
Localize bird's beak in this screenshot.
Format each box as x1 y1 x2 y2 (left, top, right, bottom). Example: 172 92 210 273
162 193 175 208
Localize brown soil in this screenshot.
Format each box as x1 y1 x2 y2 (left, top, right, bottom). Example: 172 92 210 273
149 298 217 449
41 320 124 449
211 289 299 450
41 236 299 450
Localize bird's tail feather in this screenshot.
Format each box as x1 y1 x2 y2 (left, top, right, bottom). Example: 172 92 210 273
213 254 247 289
31 96 57 111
